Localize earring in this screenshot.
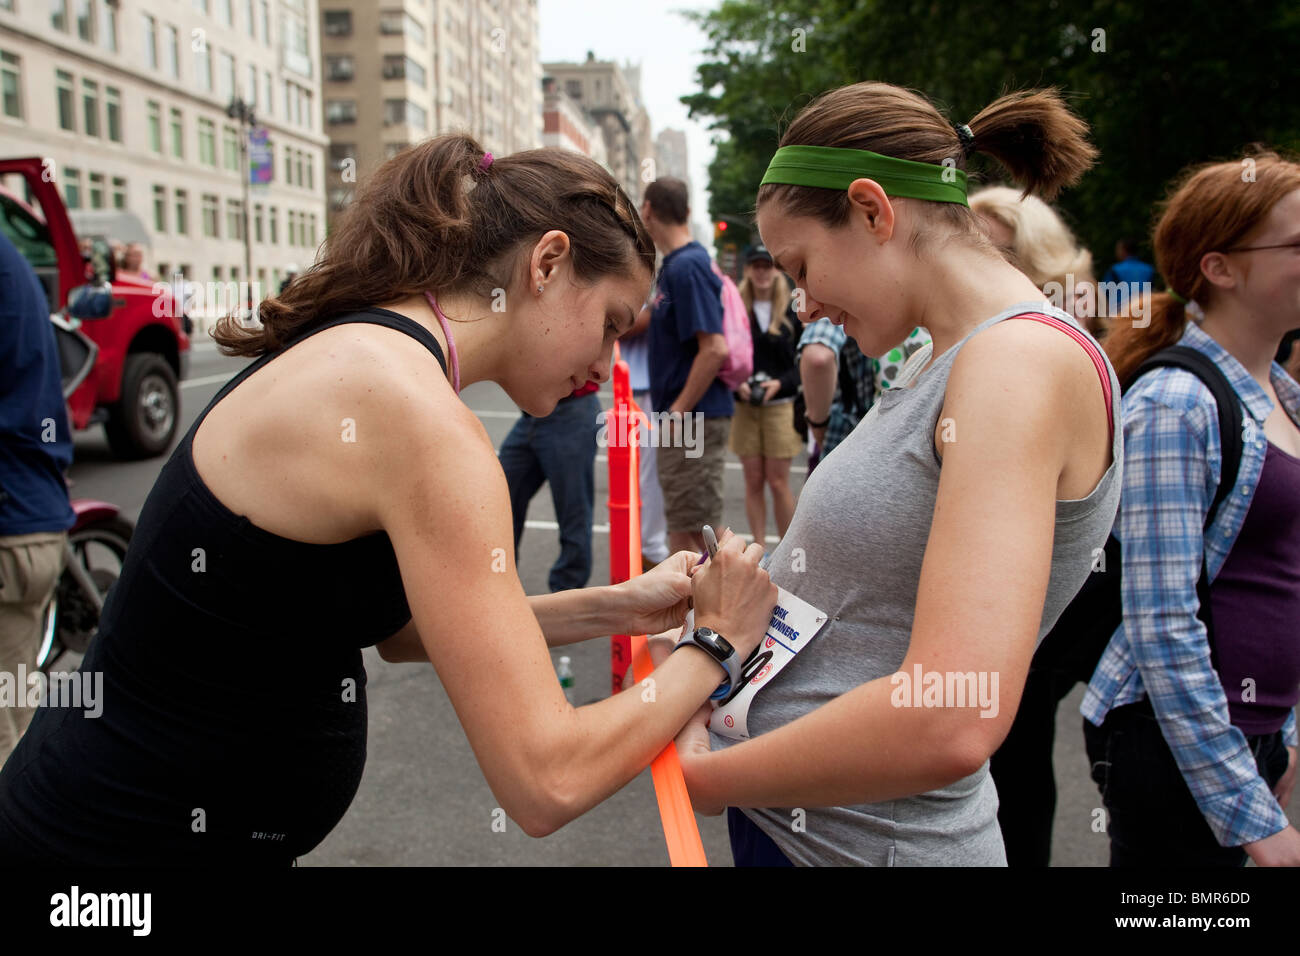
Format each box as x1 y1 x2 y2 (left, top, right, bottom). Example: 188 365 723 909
537 284 543 293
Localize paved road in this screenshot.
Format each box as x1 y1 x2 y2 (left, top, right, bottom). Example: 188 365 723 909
59 336 1295 866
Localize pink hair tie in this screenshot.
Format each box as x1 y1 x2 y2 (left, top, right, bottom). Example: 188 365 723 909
480 152 494 171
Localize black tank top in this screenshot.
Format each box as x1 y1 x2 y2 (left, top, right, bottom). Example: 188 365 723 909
0 310 446 865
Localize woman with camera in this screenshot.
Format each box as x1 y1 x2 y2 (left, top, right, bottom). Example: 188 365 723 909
730 245 804 548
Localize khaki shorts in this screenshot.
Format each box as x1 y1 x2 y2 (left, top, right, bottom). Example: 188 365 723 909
729 400 803 459
1 531 68 763
656 416 731 533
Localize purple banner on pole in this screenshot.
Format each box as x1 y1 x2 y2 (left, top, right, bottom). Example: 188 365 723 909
249 126 273 186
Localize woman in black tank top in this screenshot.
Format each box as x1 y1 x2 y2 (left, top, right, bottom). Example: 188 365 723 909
0 137 779 864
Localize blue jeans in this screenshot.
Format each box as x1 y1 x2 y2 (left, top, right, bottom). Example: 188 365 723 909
498 392 601 593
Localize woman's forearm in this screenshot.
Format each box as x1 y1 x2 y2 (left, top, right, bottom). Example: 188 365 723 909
684 675 987 812
546 646 725 831
529 586 624 647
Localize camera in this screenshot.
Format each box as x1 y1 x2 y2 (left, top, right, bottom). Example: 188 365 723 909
744 372 771 407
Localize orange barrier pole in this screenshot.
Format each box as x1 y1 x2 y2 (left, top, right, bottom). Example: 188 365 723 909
607 349 708 867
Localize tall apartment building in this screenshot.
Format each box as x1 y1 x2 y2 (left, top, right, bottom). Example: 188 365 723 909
542 53 652 204
654 128 689 190
320 0 542 222
0 0 327 300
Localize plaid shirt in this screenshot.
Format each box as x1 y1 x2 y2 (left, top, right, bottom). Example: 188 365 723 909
795 319 875 454
1081 320 1300 847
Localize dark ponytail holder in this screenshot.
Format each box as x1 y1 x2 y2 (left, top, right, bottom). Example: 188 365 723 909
953 123 975 156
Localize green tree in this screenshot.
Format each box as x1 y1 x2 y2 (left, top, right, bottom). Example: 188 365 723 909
681 0 1300 268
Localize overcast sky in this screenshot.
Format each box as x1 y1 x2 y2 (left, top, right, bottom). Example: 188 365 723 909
539 0 719 237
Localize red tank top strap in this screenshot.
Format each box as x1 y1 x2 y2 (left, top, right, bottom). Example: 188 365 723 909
1006 312 1114 441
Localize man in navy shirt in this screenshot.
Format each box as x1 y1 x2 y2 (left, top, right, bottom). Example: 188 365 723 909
642 178 732 554
0 231 73 766
1101 237 1156 315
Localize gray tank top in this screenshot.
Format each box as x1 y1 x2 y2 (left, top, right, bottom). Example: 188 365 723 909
711 300 1123 866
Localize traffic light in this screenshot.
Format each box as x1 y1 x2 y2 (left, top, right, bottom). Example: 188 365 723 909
714 220 728 240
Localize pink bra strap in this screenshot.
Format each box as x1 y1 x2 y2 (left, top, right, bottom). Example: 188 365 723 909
1007 313 1114 441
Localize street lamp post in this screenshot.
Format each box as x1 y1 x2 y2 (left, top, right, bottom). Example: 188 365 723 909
227 97 255 314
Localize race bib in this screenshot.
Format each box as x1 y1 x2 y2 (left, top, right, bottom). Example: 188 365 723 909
700 587 829 741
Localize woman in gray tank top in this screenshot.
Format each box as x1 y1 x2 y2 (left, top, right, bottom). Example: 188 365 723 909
668 82 1124 866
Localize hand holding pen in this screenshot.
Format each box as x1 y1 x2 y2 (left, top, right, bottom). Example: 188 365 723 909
689 525 778 661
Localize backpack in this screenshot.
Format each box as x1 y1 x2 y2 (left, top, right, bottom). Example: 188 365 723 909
1040 346 1244 686
711 263 753 391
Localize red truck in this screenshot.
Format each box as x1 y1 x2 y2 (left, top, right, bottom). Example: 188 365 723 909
0 157 190 459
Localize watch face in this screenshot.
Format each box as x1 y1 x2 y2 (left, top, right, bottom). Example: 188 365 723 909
695 627 734 660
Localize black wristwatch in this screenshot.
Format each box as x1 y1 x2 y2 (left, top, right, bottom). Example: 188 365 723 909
805 413 830 428
672 626 742 700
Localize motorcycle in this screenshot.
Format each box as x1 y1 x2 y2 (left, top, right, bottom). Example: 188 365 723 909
35 304 134 674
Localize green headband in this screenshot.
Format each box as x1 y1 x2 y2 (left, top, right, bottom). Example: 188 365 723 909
760 145 969 206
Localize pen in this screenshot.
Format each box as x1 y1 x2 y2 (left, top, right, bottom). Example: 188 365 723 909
695 524 719 566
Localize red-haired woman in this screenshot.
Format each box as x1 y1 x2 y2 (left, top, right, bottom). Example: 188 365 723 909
0 137 778 864
1083 152 1300 867
669 83 1122 865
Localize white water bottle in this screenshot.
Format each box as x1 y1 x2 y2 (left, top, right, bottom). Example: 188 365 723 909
557 656 575 705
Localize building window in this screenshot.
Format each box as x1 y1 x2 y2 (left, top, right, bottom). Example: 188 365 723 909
175 189 188 234
165 26 179 79
383 142 408 160
244 0 254 35
195 46 211 92
253 203 263 243
153 184 167 232
325 55 353 82
219 52 235 103
193 0 209 15
56 70 75 130
75 0 95 43
170 107 184 158
308 214 316 249
284 146 294 186
105 86 121 142
226 198 243 240
111 176 127 210
217 0 232 28
268 206 277 244
246 64 257 103
285 209 294 247
329 187 351 211
51 0 68 32
325 100 356 125
1 51 20 120
202 193 219 238
142 14 157 70
259 0 269 43
323 10 351 36
379 99 426 130
384 99 426 131
295 150 303 187
263 71 272 114
305 154 313 190
329 142 355 171
198 118 216 166
222 125 239 171
99 2 117 53
383 55 426 87
379 10 423 44
147 100 161 153
81 78 99 137
64 167 82 209
88 172 104 209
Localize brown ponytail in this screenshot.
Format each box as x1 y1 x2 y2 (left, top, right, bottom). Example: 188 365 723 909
756 82 1097 241
1105 149 1300 386
215 134 656 357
